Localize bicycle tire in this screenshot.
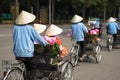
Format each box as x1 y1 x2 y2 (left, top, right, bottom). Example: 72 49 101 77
70 54 77 67
94 45 102 63
107 35 113 51
60 62 73 80
4 67 24 80
107 39 112 51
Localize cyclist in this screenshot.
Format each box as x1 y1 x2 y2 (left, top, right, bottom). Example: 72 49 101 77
13 10 48 79
106 17 120 49
70 15 88 62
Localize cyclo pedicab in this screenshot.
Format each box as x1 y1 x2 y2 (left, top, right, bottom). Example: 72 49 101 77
2 42 73 80
68 26 102 64
3 24 74 80
83 27 102 63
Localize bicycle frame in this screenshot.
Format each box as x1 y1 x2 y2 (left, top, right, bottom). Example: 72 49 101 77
70 39 80 66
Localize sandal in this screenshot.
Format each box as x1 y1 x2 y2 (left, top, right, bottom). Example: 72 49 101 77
79 57 83 62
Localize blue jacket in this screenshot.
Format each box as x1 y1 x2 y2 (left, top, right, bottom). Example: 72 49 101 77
108 22 120 34
13 25 48 57
71 22 88 41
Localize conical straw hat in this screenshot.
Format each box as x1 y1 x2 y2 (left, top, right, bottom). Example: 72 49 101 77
107 17 116 22
34 23 46 34
15 10 36 25
45 24 63 36
71 14 83 23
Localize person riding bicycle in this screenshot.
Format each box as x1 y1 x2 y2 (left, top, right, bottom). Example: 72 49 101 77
70 14 88 62
106 17 120 49
13 10 48 79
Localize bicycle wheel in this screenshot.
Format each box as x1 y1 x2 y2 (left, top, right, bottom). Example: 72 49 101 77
60 62 73 80
94 45 102 63
70 45 79 66
4 67 24 80
107 35 113 51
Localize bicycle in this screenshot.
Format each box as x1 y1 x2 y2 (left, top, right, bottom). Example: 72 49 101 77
3 56 73 80
70 39 79 67
107 34 113 51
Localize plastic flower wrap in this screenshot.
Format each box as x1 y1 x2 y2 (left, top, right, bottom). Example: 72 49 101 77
56 36 68 58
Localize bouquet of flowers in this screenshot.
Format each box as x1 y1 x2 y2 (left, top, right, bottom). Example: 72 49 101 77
43 36 60 58
89 29 100 44
90 29 99 35
89 29 99 38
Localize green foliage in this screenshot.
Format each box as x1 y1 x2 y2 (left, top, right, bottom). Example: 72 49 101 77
45 43 60 58
28 0 34 6
1 0 120 22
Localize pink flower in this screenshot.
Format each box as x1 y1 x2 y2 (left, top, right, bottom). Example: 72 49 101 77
90 29 99 35
67 32 72 38
95 29 99 33
43 36 57 45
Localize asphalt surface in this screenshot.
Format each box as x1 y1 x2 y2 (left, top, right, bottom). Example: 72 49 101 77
0 24 120 80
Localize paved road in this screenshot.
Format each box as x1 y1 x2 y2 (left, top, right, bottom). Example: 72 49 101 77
0 24 120 80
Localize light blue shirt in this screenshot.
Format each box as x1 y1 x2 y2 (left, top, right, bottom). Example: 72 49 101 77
71 22 88 41
13 25 48 57
108 22 120 34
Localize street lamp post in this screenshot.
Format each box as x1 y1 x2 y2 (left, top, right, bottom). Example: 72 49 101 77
49 0 55 24
15 0 19 19
49 0 52 25
52 0 54 24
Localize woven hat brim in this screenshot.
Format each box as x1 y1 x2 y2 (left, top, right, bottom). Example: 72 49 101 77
45 24 63 36
71 15 83 23
108 17 116 22
15 10 36 25
34 24 46 34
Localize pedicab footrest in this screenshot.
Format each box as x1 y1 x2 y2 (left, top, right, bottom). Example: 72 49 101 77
85 47 93 50
36 63 58 71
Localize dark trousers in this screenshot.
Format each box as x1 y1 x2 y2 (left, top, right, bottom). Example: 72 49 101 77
77 41 85 58
112 34 117 46
16 57 36 80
